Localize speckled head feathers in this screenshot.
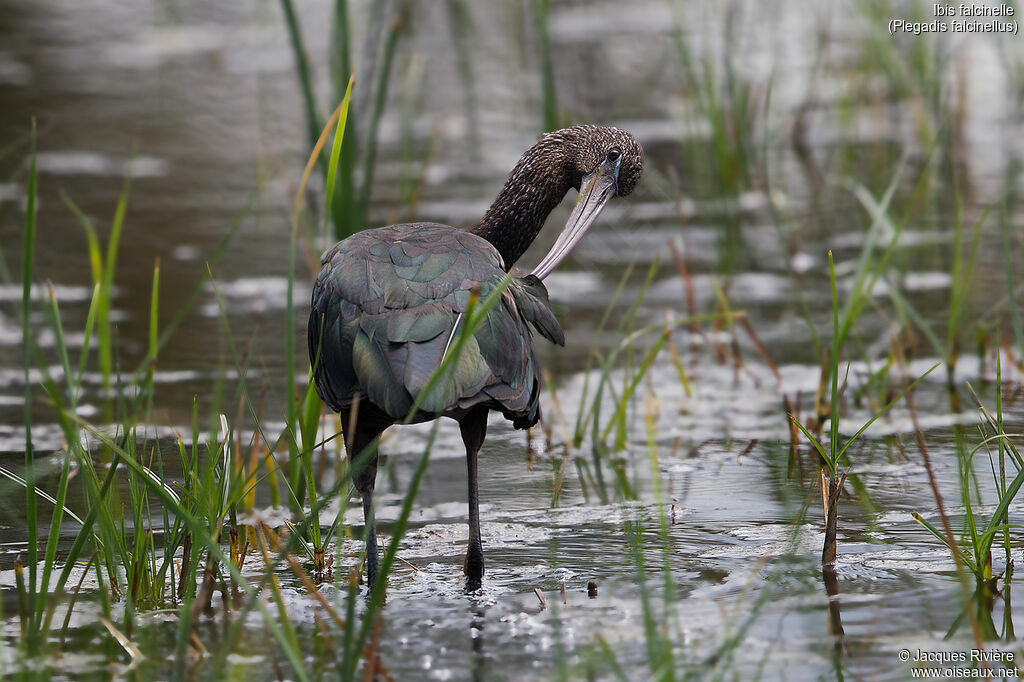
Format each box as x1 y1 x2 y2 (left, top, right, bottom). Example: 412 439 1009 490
471 124 644 269
536 125 644 196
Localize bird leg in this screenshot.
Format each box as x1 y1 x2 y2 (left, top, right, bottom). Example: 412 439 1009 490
460 406 489 588
342 410 385 590
361 488 379 589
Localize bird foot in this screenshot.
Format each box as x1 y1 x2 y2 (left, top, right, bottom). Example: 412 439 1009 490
463 550 485 589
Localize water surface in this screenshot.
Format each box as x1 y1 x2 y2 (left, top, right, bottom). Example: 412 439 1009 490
1 0 1023 679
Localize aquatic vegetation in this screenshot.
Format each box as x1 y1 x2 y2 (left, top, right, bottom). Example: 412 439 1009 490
280 0 412 243
2 1 1024 680
790 251 939 563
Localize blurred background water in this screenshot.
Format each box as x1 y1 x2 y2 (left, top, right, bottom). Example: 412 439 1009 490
1 0 1023 679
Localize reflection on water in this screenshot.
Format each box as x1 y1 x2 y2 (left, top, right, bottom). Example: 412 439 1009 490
1 0 1023 679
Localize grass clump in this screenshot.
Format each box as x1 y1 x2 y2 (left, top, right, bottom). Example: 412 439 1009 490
0 93 540 680
279 0 411 243
791 251 939 564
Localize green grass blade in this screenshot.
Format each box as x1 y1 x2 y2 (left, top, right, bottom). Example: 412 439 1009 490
34 285 80 633
978 463 1024 563
279 0 323 150
884 283 946 359
59 190 102 283
835 362 941 461
827 250 840 474
996 355 1011 564
61 411 312 682
21 123 38 644
600 329 669 446
912 511 977 574
139 194 251 377
0 464 85 529
288 94 358 509
354 11 404 234
1003 203 1024 361
149 259 159 365
76 283 101 385
790 416 831 467
532 0 559 131
97 174 131 398
323 73 355 242
945 201 984 355
572 263 635 447
38 443 120 635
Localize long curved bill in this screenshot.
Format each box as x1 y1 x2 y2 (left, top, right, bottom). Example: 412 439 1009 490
531 163 617 281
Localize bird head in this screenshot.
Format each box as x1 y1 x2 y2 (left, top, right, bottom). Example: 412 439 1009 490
531 125 644 280
562 125 644 197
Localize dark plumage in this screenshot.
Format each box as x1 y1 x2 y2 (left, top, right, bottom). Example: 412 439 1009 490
308 125 643 589
309 223 562 427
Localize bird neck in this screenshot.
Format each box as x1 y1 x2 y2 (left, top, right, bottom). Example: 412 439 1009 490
468 143 572 270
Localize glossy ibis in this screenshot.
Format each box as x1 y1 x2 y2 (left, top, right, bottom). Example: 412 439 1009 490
308 125 643 588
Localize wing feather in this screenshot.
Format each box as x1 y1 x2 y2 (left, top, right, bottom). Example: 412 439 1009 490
308 222 561 428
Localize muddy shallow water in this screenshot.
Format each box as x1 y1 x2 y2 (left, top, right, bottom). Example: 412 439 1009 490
1 0 1024 679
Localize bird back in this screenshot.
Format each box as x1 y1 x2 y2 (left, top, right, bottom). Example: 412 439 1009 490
308 223 564 428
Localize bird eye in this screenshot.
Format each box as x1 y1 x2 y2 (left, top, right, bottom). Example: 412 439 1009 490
606 147 621 163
